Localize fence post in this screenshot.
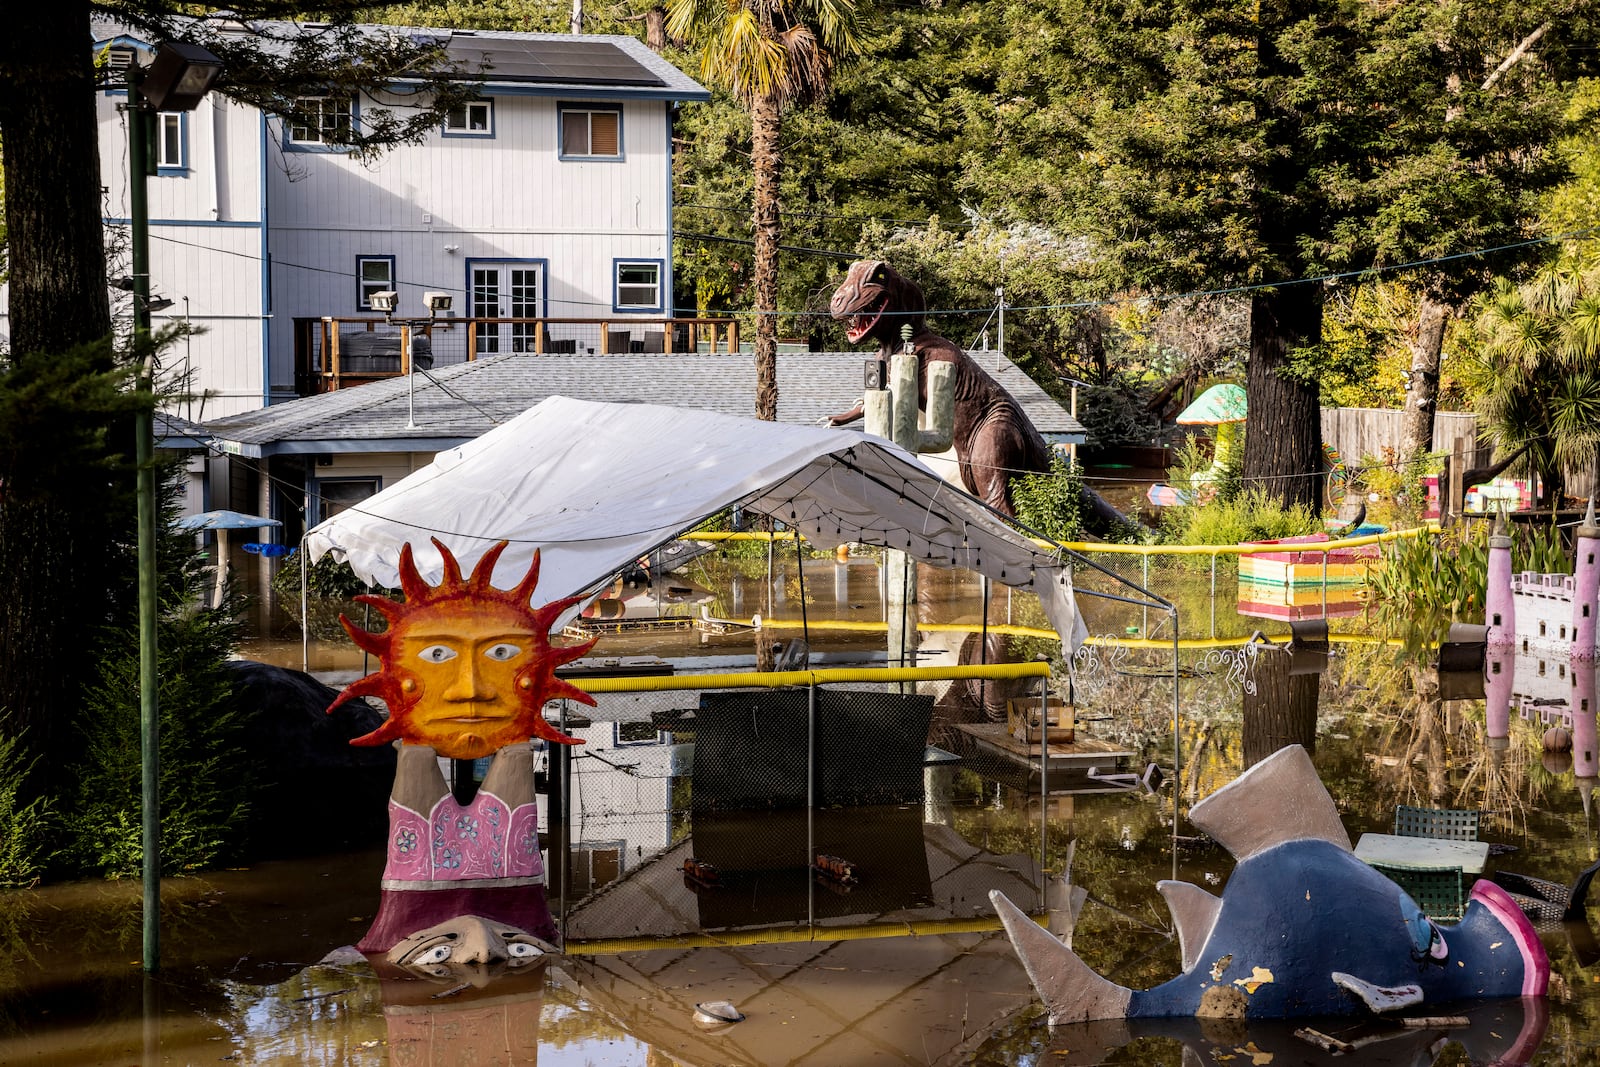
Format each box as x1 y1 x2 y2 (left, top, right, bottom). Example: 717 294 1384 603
1038 673 1049 873
1448 436 1468 523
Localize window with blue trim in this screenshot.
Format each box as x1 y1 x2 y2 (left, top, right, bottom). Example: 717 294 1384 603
560 105 622 159
614 260 663 312
316 477 380 523
289 95 354 146
444 99 493 137
357 255 395 311
155 112 186 174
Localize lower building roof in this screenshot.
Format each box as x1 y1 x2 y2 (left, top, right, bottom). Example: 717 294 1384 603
202 350 1088 458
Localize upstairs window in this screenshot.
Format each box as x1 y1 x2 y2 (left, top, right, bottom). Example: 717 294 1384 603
155 111 187 174
289 95 355 146
560 105 621 160
443 99 494 137
614 260 663 312
357 255 396 312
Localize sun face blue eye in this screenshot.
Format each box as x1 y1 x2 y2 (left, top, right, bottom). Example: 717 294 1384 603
418 645 458 664
485 643 522 662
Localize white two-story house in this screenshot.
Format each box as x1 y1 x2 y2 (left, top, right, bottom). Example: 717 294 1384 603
3 22 708 420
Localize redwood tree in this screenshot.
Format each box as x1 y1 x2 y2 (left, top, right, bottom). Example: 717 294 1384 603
0 2 479 794
965 0 1583 509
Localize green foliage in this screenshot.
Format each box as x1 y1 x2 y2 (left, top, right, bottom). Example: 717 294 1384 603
272 551 378 602
1468 248 1600 500
1160 490 1320 552
1011 454 1087 542
64 470 250 878
0 729 49 888
0 337 143 813
1371 526 1489 637
1370 520 1572 640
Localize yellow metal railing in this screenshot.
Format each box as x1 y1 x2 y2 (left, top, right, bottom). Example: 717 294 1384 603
577 661 1051 694
683 525 1441 556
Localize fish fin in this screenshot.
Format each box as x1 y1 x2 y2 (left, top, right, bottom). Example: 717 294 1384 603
1331 971 1423 1013
990 889 1132 1023
1045 839 1088 948
1156 880 1222 973
1188 744 1351 861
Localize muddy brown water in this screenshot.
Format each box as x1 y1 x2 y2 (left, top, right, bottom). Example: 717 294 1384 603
6 554 1600 1064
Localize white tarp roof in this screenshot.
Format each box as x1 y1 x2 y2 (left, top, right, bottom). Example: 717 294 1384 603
304 395 1086 652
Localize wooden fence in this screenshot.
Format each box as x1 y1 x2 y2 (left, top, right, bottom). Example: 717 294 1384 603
1320 406 1595 498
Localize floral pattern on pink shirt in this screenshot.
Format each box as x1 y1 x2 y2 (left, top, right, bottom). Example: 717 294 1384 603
383 791 544 883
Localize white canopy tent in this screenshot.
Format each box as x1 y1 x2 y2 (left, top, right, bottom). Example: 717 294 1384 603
304 396 1096 653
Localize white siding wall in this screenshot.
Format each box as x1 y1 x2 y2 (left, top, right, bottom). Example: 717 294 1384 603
96 90 271 419
266 94 672 392
1 82 676 419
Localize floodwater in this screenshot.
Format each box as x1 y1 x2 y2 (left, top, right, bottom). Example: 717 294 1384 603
7 547 1600 1065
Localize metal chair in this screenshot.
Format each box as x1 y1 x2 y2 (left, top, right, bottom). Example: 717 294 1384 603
1394 805 1480 841
1371 862 1465 920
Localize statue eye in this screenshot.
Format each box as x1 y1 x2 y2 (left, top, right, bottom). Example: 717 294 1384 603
485 643 522 662
413 944 452 964
418 645 458 664
506 940 542 958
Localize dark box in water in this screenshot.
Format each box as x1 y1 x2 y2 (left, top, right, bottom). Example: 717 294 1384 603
691 689 933 811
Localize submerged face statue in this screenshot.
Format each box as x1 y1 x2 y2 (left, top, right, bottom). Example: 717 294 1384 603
329 538 597 759
385 915 558 977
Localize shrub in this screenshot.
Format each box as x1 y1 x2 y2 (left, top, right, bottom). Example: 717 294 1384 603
64 472 251 878
1012 454 1088 542
0 729 50 887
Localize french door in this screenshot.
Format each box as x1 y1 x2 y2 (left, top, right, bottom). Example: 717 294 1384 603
471 262 543 353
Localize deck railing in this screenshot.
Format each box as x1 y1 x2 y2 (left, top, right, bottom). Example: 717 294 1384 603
293 314 743 395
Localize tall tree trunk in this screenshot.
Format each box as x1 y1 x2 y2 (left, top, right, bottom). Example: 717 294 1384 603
0 3 119 801
1400 295 1450 463
1242 649 1319 767
750 93 781 422
0 2 112 355
1243 285 1324 511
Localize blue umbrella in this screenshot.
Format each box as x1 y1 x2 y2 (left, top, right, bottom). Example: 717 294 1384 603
174 511 283 606
174 509 281 531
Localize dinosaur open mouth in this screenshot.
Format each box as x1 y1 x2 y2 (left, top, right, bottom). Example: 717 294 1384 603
845 297 889 343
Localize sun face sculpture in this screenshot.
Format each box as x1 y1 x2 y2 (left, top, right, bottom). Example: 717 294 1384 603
329 538 597 760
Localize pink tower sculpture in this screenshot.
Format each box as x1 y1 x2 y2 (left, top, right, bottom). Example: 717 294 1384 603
1485 647 1514 759
1485 511 1516 651
1572 498 1600 661
1574 659 1598 818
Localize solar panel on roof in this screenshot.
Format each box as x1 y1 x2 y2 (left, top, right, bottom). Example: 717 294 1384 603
449 39 665 87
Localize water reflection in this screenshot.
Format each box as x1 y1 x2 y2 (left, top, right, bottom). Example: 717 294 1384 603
1015 997 1548 1066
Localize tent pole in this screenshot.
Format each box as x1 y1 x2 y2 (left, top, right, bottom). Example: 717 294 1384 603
300 531 310 674
980 575 990 719
794 530 810 666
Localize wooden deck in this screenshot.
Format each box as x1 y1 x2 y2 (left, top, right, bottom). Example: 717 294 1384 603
954 723 1135 790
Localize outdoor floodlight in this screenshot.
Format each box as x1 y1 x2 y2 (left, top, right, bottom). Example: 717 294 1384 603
369 290 399 314
140 41 225 112
424 291 453 314
146 296 174 313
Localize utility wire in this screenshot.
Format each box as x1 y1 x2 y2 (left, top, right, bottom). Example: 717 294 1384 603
127 219 1600 320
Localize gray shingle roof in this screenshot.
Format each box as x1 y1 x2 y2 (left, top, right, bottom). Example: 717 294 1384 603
203 351 1087 457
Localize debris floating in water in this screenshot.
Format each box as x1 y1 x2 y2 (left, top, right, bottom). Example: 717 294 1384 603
694 1001 745 1026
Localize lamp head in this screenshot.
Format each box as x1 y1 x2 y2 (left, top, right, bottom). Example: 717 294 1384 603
369 290 399 316
423 292 453 315
140 41 223 112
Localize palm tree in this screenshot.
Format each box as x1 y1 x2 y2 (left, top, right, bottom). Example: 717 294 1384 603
666 0 859 420
1469 250 1600 505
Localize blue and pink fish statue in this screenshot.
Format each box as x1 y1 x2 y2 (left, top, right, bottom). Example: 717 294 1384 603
991 745 1549 1022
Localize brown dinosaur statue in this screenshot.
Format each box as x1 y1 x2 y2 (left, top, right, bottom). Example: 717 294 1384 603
827 260 1050 517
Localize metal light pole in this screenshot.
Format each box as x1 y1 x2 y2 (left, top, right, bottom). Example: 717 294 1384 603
124 39 223 974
